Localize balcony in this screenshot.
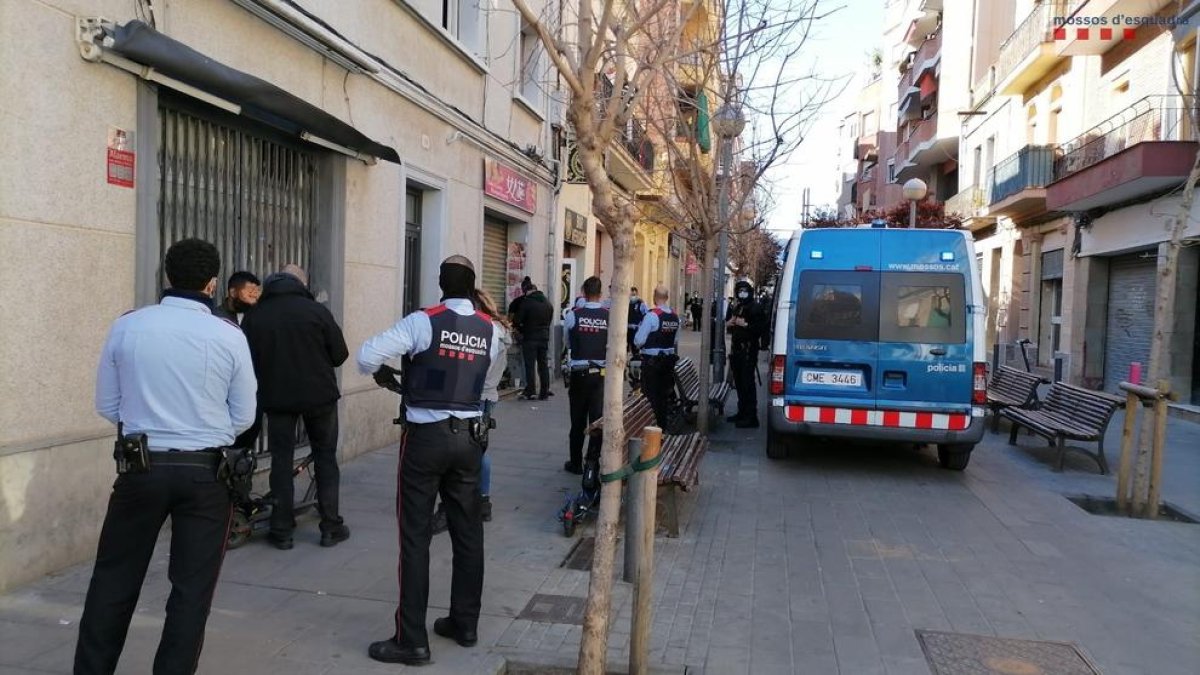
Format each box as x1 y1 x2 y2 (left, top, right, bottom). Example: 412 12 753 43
903 0 942 48
676 51 711 87
986 145 1058 219
1047 96 1198 211
899 30 941 122
975 1 1078 99
855 133 878 161
945 185 990 225
1055 0 1176 56
894 116 955 182
610 119 656 192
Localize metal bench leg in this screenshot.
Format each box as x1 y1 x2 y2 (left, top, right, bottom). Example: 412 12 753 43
1095 437 1109 475
1055 435 1066 472
1008 422 1020 446
663 485 679 538
991 406 1000 433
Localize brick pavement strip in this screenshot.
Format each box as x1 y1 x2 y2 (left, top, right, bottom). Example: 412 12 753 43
1 333 1199 673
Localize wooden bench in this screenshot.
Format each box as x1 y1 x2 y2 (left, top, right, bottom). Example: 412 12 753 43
585 391 708 537
1001 382 1124 474
986 365 1046 433
674 357 733 421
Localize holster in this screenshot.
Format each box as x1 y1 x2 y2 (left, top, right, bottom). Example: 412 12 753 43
113 422 150 474
217 446 257 502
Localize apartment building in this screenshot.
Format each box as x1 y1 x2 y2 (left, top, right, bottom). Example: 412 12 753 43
953 0 1199 405
0 0 563 590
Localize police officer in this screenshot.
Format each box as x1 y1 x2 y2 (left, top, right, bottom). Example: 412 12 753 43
726 280 769 428
357 255 500 666
75 238 257 675
634 285 682 430
627 286 649 354
561 276 608 480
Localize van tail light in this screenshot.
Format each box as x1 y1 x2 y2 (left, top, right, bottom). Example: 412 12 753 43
770 355 786 395
972 362 988 405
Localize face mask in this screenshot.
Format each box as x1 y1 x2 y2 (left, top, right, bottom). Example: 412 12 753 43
738 291 750 300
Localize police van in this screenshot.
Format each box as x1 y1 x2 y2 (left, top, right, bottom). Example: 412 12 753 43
766 225 987 470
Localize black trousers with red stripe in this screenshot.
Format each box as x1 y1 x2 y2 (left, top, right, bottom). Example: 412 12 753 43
74 463 231 675
394 418 485 648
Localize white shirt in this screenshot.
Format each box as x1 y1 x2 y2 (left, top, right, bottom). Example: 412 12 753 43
95 296 258 450
357 298 502 423
634 304 678 355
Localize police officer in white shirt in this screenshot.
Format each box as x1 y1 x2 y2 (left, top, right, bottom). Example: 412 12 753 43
357 255 501 666
634 285 683 431
75 238 257 675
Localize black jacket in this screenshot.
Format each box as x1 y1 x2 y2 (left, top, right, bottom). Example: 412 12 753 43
728 298 768 354
241 274 349 413
514 290 554 343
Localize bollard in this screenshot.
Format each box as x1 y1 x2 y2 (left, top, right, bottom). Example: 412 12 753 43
623 437 645 584
992 342 1001 373
629 426 662 675
1053 354 1064 383
1145 380 1170 520
1116 388 1139 514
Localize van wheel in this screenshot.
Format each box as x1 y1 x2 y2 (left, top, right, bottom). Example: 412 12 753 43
937 444 973 471
766 426 789 460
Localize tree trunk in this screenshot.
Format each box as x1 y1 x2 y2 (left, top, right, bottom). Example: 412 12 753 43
1132 150 1199 515
695 237 718 432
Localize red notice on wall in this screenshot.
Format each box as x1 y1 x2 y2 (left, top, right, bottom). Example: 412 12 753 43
484 157 536 213
107 127 135 188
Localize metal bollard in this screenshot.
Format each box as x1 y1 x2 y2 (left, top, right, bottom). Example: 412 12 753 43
992 342 1001 373
1053 354 1064 383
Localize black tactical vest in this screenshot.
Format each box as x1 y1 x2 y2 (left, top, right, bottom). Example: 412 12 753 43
643 308 680 351
569 305 609 362
404 305 492 411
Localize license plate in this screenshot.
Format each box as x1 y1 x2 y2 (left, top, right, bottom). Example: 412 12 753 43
800 369 863 387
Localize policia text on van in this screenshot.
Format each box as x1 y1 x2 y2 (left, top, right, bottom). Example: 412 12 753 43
766 227 988 470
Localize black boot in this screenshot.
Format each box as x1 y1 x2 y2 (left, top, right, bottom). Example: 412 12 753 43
368 639 431 665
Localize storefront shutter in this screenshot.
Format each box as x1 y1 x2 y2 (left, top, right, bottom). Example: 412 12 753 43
482 220 509 308
1104 253 1157 391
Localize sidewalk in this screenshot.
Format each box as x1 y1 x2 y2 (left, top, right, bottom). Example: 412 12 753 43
2 332 1199 674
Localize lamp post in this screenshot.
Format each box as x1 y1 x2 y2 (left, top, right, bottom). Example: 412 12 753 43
711 102 746 385
902 178 928 229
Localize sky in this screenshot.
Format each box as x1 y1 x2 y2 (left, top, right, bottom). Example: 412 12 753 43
762 0 882 236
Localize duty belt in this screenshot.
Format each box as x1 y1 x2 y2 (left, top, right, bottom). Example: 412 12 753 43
149 450 222 468
409 416 474 432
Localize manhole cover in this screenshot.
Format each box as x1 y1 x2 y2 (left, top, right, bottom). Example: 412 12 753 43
517 594 587 625
562 536 596 570
917 631 1101 675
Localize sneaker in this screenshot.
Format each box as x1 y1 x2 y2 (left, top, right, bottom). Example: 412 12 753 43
432 505 448 535
481 496 492 522
539 390 555 399
563 461 584 475
518 392 537 401
267 533 293 550
320 523 351 547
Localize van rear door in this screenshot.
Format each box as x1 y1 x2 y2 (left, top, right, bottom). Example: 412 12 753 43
786 230 880 409
875 233 974 415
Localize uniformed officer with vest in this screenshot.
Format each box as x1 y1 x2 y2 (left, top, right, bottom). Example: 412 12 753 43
561 276 608 481
75 238 257 675
627 286 649 354
634 285 682 430
357 255 501 666
726 279 769 428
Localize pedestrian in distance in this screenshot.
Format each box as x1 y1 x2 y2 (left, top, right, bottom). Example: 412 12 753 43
689 295 703 332
240 264 350 550
212 270 261 325
75 238 257 675
726 279 769 428
635 285 683 431
562 276 608 483
358 255 500 666
513 280 555 400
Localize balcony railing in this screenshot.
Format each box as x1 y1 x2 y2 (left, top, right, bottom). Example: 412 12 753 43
1054 95 1198 181
618 119 656 172
895 116 938 165
945 184 986 217
988 145 1057 204
976 1 1078 97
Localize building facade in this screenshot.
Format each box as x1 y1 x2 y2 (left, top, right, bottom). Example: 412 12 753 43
0 0 562 590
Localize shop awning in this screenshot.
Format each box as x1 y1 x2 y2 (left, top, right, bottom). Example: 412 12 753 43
105 20 399 164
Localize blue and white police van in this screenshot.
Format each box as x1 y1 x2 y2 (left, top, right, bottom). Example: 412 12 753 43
766 224 987 470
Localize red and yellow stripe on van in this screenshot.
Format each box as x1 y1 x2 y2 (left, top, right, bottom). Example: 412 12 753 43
784 406 972 430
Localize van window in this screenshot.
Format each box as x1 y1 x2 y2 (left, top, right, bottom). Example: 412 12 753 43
880 272 966 344
795 271 880 341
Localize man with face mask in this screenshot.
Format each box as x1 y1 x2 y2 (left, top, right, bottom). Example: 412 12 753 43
358 255 501 666
726 280 769 428
213 271 261 324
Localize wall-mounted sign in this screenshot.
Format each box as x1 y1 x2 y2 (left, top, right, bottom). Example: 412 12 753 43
686 253 700 275
564 209 588 247
669 233 682 258
505 242 528 302
485 157 537 213
106 127 135 188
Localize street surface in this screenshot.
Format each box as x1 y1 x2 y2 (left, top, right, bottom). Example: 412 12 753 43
1 332 1198 674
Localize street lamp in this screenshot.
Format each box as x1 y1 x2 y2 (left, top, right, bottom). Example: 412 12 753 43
712 102 746 385
902 178 928 229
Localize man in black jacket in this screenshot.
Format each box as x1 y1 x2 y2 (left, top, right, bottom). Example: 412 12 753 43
726 280 769 428
241 264 351 549
514 283 554 400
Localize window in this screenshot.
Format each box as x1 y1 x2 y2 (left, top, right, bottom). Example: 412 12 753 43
972 146 982 186
437 0 483 55
879 273 966 344
676 88 699 139
519 21 543 104
887 160 896 183
795 271 880 342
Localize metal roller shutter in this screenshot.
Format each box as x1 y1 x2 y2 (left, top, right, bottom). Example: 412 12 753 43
1104 253 1157 391
482 220 509 308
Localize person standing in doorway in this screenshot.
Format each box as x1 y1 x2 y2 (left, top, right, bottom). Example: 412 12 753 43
240 264 351 550
514 281 554 400
726 280 769 428
75 238 257 675
358 255 499 666
212 271 261 324
635 285 682 430
561 276 608 479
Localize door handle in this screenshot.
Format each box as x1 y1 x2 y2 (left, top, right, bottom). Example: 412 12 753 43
929 348 947 356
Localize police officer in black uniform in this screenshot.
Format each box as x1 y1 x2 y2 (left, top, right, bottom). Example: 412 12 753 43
357 255 500 666
627 286 648 355
561 276 608 481
726 280 769 428
634 285 682 430
75 238 257 675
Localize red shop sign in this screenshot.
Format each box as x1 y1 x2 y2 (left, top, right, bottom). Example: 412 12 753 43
484 157 536 213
